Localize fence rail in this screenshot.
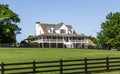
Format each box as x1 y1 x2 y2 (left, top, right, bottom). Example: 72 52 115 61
0 57 120 74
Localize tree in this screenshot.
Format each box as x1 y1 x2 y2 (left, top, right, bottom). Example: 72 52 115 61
27 35 34 43
97 12 120 50
0 4 21 43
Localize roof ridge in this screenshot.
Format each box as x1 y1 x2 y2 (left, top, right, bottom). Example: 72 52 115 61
40 23 56 25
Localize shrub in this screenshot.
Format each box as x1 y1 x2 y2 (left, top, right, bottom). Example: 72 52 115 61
30 42 39 47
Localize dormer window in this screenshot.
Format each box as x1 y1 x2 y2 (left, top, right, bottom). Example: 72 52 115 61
48 27 54 33
60 29 66 34
48 29 52 33
68 30 71 34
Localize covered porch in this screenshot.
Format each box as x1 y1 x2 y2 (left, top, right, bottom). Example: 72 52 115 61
31 33 88 48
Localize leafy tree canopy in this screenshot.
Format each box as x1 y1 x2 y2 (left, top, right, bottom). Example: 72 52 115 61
27 35 34 43
0 4 21 43
97 12 120 50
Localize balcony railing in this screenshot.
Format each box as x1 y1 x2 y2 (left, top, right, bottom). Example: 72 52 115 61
34 39 88 43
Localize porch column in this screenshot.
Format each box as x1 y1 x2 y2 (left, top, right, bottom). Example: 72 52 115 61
38 37 40 48
63 36 64 48
49 36 51 48
75 37 77 48
56 36 58 48
71 37 73 48
42 37 44 48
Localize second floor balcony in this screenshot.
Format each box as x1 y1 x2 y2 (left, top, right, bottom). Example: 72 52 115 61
33 39 88 44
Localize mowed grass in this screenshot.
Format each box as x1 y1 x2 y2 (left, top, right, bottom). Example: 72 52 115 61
0 48 120 74
94 71 120 74
0 48 120 63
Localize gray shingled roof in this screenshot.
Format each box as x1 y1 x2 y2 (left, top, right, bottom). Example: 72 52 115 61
34 22 87 38
39 22 75 34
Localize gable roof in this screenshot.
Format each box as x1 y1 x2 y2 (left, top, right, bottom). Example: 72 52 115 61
66 25 72 30
40 23 56 33
39 22 75 34
87 39 96 46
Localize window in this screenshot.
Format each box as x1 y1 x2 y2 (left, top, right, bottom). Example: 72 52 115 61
68 30 71 34
60 29 66 34
47 27 54 33
48 29 52 33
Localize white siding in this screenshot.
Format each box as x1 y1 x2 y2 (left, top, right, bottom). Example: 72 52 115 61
35 23 44 35
59 25 68 34
55 30 59 33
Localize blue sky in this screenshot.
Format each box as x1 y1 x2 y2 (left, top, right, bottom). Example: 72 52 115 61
0 0 120 42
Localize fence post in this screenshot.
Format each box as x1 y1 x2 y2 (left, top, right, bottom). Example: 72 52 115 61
106 57 109 72
33 61 36 74
60 59 63 74
1 62 4 74
84 58 88 74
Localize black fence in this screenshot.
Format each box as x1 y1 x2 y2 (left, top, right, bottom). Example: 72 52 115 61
0 43 37 48
0 43 15 47
0 57 120 74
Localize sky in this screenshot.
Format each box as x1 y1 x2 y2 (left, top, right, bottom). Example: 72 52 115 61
0 0 120 42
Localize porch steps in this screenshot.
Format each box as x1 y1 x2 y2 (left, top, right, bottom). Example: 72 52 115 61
64 42 74 48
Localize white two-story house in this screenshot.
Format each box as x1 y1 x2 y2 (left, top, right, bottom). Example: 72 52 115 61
31 22 96 48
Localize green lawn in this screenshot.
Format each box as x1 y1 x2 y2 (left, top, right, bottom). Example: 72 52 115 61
0 48 120 74
94 71 120 74
0 48 120 63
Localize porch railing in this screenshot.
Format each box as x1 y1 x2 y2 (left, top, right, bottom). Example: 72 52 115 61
34 39 88 43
